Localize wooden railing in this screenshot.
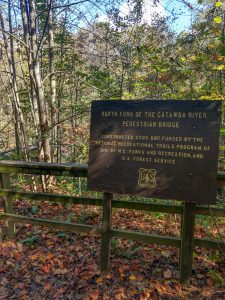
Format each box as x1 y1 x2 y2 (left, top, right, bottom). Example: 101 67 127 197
0 160 224 286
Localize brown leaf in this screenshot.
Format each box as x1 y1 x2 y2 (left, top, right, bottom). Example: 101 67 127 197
6 260 15 267
60 287 67 293
206 277 214 287
89 289 100 300
44 282 51 290
46 253 54 260
34 275 42 283
29 254 38 261
96 277 103 284
18 283 25 289
14 252 22 261
0 287 8 300
141 288 150 298
53 268 69 275
0 278 8 286
163 269 172 279
201 288 214 298
102 293 110 300
42 264 51 273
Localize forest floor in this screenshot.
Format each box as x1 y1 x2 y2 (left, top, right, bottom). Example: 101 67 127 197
0 194 225 300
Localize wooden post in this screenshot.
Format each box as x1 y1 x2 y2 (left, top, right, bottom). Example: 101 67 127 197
100 192 112 272
179 202 196 286
0 173 15 239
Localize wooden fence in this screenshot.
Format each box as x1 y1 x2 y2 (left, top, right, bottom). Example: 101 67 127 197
0 160 224 286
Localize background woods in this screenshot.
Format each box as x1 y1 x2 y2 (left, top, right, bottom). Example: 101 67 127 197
0 0 224 165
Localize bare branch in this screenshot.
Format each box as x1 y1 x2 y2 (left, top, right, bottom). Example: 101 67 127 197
0 27 29 49
0 118 13 134
36 0 90 18
48 108 90 132
36 0 53 58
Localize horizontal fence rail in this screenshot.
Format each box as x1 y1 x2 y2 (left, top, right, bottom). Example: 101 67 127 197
1 160 225 183
0 160 225 286
0 160 88 177
0 189 224 217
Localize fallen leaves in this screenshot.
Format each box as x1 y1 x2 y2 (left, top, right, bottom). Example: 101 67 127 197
53 268 70 275
14 282 25 289
96 276 103 284
202 287 214 298
13 252 22 261
0 202 224 299
89 289 100 300
0 287 8 300
128 274 137 281
44 282 51 290
42 264 51 273
163 269 172 279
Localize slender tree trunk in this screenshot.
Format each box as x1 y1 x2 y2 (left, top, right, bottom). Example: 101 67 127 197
56 11 68 163
20 0 43 160
20 0 38 127
28 0 51 162
0 71 20 154
47 0 57 162
0 5 29 160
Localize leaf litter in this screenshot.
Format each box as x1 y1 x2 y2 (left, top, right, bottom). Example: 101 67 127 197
0 200 224 299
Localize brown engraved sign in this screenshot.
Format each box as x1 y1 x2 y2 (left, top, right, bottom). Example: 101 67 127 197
87 100 222 204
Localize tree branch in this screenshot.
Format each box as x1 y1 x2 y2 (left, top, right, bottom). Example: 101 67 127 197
0 28 29 49
0 119 13 134
36 0 53 59
36 0 90 18
48 108 90 132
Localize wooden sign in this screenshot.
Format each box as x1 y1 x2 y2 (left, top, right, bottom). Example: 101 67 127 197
88 100 222 204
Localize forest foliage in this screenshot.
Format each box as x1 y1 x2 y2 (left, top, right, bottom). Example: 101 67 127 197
0 0 224 164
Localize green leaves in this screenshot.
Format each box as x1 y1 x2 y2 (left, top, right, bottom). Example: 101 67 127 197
219 45 225 56
220 128 225 135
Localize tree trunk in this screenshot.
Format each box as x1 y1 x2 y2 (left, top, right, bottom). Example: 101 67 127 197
0 4 29 160
47 0 57 162
27 0 51 162
20 0 41 145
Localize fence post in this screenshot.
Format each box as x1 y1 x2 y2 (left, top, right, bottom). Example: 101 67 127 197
0 173 15 239
100 192 112 272
179 202 196 286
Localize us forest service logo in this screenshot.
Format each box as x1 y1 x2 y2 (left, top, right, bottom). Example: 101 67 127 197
138 168 157 188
